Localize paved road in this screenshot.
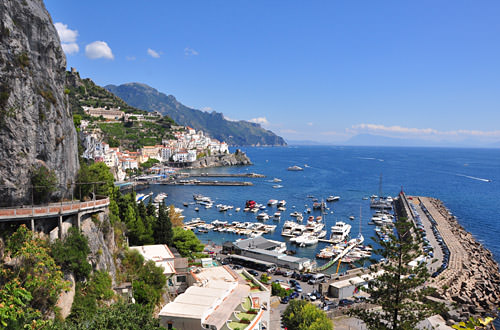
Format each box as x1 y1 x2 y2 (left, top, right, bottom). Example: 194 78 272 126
412 201 444 273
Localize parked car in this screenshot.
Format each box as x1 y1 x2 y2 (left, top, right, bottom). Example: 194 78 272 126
283 270 294 277
281 296 290 304
288 279 299 287
248 270 259 276
339 299 355 306
294 284 303 293
306 293 316 301
290 291 299 299
274 269 284 276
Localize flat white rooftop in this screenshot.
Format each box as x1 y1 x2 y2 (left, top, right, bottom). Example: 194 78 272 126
129 244 176 274
159 266 250 329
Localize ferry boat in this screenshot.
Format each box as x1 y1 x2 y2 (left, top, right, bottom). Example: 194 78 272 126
287 165 303 171
329 221 352 243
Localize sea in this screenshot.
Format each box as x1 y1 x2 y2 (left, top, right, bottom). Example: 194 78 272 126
142 146 500 275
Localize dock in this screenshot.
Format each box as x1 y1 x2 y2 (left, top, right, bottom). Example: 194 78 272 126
315 242 359 271
181 173 265 178
152 180 253 186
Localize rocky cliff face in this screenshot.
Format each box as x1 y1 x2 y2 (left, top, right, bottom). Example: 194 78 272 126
189 149 252 168
0 0 79 205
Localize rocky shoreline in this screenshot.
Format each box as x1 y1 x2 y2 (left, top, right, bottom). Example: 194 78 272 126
427 198 500 323
188 149 252 168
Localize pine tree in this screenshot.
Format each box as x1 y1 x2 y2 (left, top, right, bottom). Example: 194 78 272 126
349 216 445 329
155 203 173 246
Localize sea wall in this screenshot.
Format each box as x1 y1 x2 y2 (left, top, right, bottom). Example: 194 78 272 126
423 197 500 321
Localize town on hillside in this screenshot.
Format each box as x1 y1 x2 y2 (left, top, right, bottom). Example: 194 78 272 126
80 106 229 181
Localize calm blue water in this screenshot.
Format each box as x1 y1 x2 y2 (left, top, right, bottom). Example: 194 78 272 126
143 146 500 274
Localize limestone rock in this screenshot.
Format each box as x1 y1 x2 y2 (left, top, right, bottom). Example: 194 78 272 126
0 0 78 206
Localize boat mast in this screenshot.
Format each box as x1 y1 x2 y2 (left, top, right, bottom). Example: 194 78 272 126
378 173 383 199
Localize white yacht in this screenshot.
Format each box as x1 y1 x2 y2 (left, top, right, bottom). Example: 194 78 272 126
281 221 297 236
326 195 340 202
257 213 270 221
329 221 352 243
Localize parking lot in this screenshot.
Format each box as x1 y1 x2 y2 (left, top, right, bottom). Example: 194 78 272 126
226 263 365 329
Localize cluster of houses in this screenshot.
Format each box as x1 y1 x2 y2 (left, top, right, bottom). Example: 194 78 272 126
80 107 229 180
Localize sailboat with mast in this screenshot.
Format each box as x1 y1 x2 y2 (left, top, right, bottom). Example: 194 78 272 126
370 174 393 209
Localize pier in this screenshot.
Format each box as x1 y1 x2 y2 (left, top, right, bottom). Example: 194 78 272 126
399 193 500 317
158 180 253 186
315 242 359 271
181 173 265 178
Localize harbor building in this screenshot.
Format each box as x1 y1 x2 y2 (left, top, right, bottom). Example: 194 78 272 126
225 236 313 271
159 266 269 330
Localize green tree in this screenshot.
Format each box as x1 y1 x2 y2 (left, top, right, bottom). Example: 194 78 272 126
171 227 204 257
155 203 173 245
31 165 58 204
75 161 114 200
53 303 165 330
51 227 91 281
349 217 445 329
140 158 160 170
282 300 333 330
2 225 68 321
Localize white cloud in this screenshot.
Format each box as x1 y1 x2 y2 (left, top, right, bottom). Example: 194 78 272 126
55 22 78 43
307 122 313 126
126 56 136 61
147 48 161 58
85 41 114 59
184 47 199 56
61 43 79 55
202 107 213 112
249 117 270 126
55 22 79 55
350 123 500 138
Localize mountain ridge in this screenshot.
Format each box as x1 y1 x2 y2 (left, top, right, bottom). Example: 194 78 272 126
105 83 286 146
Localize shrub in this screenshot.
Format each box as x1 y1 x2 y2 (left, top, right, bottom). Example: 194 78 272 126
31 165 58 204
51 227 91 281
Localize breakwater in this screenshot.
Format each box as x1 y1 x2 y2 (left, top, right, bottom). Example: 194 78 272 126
419 197 500 321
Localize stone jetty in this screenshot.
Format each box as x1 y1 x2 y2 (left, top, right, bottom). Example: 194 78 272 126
419 197 500 321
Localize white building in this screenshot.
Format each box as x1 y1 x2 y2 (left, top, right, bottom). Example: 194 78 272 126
159 266 269 330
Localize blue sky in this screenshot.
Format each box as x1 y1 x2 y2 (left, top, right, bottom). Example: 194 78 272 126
45 1 500 145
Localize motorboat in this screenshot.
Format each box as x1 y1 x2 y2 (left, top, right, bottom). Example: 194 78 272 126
257 213 270 221
272 178 282 182
273 212 281 220
278 200 287 207
326 196 340 202
282 221 298 236
287 165 303 171
153 192 168 204
329 221 352 243
268 199 278 206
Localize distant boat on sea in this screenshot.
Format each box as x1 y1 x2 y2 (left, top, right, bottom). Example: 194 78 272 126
287 165 303 171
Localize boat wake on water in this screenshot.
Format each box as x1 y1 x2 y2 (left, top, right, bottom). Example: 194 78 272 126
357 157 384 162
456 174 491 182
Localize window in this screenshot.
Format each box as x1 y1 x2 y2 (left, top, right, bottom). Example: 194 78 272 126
176 275 186 283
